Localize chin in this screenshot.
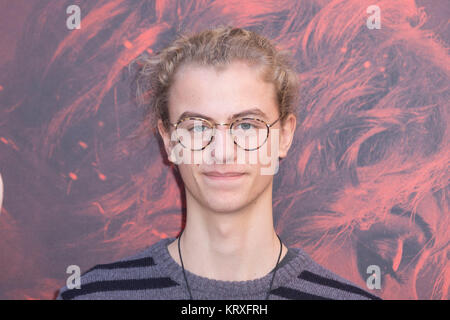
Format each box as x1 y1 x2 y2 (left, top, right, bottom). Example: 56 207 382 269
203 195 250 213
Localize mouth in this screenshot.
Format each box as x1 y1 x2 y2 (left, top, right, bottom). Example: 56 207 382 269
202 172 247 181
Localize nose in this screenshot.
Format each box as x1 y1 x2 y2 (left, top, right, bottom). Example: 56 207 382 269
209 126 236 164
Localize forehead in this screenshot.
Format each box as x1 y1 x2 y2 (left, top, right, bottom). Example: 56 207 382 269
168 61 278 121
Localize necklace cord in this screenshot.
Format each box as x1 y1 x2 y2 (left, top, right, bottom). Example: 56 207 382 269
177 229 283 300
178 228 193 299
266 233 283 300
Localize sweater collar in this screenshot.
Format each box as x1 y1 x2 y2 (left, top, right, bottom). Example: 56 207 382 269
149 237 310 297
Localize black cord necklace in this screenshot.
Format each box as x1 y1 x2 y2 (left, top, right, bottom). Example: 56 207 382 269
177 228 283 300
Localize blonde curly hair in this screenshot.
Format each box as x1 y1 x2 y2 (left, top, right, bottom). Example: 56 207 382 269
131 26 300 137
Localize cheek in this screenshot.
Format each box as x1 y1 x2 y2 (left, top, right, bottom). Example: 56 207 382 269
253 138 280 175
177 164 197 183
253 170 275 188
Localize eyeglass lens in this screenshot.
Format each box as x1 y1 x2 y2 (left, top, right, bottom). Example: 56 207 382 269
175 118 269 151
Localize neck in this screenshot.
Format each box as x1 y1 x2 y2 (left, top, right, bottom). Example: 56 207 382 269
168 182 287 281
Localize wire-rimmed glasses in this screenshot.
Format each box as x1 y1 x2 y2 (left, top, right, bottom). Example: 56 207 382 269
170 114 282 151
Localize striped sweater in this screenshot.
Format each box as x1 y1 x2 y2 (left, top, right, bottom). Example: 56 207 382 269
56 237 381 300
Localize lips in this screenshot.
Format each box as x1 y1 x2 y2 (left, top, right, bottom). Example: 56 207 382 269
202 171 246 181
203 171 245 177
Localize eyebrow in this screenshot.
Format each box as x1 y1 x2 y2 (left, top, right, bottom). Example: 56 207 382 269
175 108 268 123
390 206 433 241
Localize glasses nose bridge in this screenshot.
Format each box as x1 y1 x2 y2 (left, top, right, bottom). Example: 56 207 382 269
214 121 231 128
211 122 233 146
211 121 233 135
208 121 236 161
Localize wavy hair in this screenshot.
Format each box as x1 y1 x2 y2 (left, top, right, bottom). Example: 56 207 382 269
131 26 300 136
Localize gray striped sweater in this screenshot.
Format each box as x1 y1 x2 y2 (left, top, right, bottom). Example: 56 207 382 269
56 237 381 300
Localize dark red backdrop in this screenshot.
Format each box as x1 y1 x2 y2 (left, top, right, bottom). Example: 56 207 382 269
0 0 448 300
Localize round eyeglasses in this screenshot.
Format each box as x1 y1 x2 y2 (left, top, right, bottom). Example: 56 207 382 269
170 114 282 151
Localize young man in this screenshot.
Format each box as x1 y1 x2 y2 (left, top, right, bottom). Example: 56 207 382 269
57 27 380 300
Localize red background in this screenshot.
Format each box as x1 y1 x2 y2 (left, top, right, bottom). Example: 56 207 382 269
0 0 448 300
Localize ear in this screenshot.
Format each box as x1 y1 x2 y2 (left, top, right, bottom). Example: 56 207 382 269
278 113 297 159
157 119 175 163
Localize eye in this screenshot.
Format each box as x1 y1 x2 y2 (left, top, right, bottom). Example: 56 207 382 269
356 237 402 286
356 232 424 286
182 120 211 133
233 119 265 132
191 124 208 133
235 122 255 130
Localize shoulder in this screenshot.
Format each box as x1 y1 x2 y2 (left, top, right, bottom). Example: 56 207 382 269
56 238 178 300
275 247 382 300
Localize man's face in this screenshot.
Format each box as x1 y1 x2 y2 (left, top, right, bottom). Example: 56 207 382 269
158 61 295 213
